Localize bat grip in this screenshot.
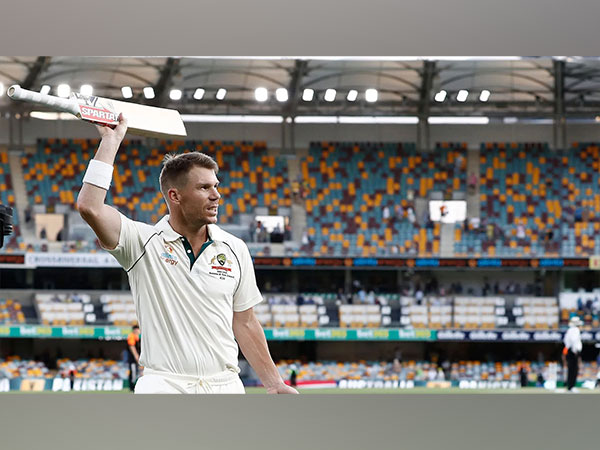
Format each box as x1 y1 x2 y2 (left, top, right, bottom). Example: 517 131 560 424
7 85 80 117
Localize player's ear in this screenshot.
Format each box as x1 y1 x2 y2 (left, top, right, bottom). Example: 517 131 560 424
168 187 181 205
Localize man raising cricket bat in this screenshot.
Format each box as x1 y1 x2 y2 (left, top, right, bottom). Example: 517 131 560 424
77 113 298 394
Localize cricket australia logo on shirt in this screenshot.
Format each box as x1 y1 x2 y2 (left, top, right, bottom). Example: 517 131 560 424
160 243 179 266
209 253 235 280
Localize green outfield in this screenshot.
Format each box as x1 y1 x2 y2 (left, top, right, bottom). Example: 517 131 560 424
245 387 600 394
2 387 599 394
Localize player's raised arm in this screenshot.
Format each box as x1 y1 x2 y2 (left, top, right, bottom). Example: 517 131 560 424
76 114 128 250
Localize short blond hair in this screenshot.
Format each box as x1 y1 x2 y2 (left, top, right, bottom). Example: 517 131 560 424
159 152 219 195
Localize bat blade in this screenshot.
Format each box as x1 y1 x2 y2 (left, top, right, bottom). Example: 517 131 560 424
72 92 187 139
109 98 187 139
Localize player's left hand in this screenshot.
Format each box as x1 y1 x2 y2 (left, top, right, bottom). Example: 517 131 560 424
266 383 299 394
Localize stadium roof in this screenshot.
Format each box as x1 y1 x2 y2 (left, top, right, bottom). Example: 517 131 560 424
2 56 600 120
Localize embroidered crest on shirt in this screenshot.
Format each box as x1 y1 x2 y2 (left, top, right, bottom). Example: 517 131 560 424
209 253 235 280
160 243 179 266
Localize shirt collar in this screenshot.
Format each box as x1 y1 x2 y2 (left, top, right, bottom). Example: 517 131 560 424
155 215 229 243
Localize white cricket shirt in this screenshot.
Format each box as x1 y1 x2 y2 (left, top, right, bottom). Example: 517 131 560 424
107 213 263 377
563 326 583 354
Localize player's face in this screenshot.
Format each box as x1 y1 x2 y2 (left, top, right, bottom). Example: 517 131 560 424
178 166 221 226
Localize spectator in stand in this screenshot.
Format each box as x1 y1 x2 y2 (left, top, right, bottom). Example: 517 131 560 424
517 222 526 240
283 223 291 242
482 279 491 297
254 221 263 242
407 207 416 226
486 224 494 240
382 206 390 224
248 220 256 242
468 172 478 194
366 290 376 305
415 286 424 305
519 362 528 388
357 288 367 304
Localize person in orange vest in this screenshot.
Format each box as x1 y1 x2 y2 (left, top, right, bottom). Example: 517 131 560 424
127 325 141 392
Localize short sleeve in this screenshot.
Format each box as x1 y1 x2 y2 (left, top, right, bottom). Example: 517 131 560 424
232 242 263 312
105 213 146 270
127 334 136 346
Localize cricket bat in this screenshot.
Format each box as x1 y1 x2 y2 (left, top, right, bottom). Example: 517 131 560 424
7 85 187 139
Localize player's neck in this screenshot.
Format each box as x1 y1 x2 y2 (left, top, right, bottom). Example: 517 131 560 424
168 215 210 244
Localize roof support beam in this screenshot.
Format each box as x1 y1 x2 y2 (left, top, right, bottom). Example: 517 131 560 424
417 60 435 152
282 60 308 154
553 59 566 150
151 58 180 107
21 56 51 90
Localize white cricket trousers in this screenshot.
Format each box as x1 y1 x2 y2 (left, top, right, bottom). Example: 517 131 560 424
134 368 246 394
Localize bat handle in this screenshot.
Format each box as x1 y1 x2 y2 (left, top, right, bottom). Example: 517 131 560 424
7 85 80 117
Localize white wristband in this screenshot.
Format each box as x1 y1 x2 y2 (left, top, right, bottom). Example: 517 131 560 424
83 159 114 190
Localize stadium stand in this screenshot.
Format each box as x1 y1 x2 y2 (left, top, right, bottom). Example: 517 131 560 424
0 298 26 324
0 149 21 250
254 299 330 328
275 359 599 384
99 293 137 326
56 358 128 379
299 142 466 256
512 297 559 329
14 138 600 260
21 139 290 243
0 356 50 379
338 304 392 328
455 142 600 257
35 293 88 326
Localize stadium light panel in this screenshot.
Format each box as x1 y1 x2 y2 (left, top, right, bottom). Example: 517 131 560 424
456 90 469 102
80 84 93 96
324 89 337 102
294 116 419 124
294 116 338 123
339 116 419 124
276 88 288 102
255 87 268 102
121 86 133 99
57 84 71 98
347 90 358 102
193 88 205 100
181 114 283 123
40 85 51 95
479 90 491 102
302 88 314 101
365 89 378 103
169 89 182 101
216 88 227 100
434 90 447 102
143 87 155 99
30 111 78 120
428 116 489 124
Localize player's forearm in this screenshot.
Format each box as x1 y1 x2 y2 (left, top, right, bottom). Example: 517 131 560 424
77 138 119 212
234 317 284 390
93 137 122 165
